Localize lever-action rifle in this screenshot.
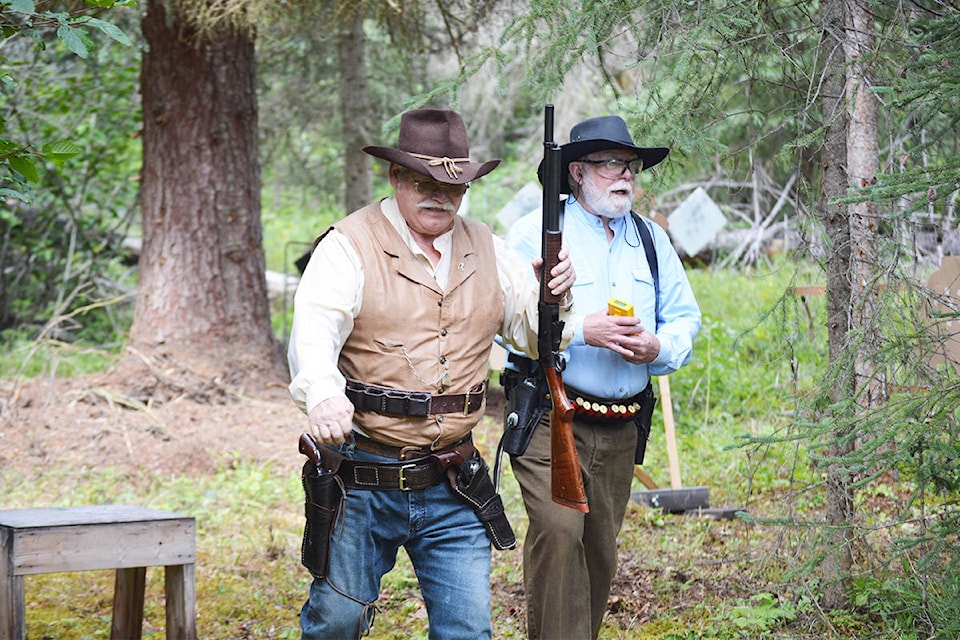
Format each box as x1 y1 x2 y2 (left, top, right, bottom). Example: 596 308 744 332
539 104 589 513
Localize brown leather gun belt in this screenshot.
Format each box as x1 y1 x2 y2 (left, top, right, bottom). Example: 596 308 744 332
328 433 476 491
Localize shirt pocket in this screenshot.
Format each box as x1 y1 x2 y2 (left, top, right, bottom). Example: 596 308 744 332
631 267 657 313
573 267 596 290
631 266 654 287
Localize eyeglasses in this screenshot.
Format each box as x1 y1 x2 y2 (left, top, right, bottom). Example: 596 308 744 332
410 178 469 198
579 158 643 179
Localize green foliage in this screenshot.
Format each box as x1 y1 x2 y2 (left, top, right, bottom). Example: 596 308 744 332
0 330 120 379
260 186 339 273
459 0 822 198
0 0 135 199
256 3 498 218
852 572 960 640
862 6 960 219
0 1 140 343
715 592 797 634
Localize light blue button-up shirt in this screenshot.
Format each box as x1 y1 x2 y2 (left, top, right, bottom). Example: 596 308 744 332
504 196 701 400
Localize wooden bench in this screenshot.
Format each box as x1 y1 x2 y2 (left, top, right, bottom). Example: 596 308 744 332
0 505 196 640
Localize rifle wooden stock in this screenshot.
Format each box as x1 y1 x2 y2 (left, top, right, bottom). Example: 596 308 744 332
546 367 588 511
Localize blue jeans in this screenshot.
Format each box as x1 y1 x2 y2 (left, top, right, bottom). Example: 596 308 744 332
300 446 492 640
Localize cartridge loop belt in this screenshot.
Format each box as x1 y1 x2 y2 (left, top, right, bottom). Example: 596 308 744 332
565 385 646 424
345 378 485 417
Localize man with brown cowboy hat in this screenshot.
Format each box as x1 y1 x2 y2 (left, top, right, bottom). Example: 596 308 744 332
502 115 701 639
287 108 577 639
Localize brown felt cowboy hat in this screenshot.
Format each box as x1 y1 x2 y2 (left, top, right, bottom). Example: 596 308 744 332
363 109 501 185
539 115 670 194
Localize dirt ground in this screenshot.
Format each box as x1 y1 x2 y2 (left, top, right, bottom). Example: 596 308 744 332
1 372 307 479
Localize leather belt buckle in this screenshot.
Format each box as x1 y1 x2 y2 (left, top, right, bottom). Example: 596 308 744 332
461 381 485 416
399 445 427 460
398 463 417 491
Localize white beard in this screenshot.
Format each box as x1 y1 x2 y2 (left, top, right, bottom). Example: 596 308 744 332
580 178 634 219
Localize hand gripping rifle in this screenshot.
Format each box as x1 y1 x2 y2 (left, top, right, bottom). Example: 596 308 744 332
539 104 589 513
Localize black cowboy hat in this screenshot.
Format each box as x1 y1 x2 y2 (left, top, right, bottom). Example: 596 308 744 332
363 109 501 185
538 115 670 193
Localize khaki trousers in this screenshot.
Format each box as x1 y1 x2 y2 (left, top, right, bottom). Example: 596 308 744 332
510 415 637 640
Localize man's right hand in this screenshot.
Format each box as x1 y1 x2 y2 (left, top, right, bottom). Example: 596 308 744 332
307 395 355 445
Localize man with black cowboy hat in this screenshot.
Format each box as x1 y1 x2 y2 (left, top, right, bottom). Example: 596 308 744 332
502 115 701 639
287 108 577 639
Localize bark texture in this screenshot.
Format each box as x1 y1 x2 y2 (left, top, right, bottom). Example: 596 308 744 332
132 0 284 387
845 0 882 408
819 0 857 610
338 6 373 213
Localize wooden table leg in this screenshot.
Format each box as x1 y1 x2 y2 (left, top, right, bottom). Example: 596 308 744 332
1 572 25 640
165 563 197 640
2 526 25 640
112 566 146 640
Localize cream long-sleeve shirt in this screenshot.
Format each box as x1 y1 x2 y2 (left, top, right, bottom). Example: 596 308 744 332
287 196 573 416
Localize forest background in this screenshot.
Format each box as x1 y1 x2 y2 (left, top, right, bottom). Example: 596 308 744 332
2 0 960 638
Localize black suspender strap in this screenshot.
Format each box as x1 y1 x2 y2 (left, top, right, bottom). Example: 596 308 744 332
631 212 660 330
556 209 660 325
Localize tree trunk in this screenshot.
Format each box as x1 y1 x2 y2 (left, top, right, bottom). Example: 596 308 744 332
845 0 882 408
338 6 372 213
819 0 859 611
130 0 284 391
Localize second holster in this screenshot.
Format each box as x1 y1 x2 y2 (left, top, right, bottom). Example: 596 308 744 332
500 354 549 457
633 381 657 465
447 450 517 550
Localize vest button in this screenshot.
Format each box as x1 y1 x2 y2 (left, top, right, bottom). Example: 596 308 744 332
440 329 448 336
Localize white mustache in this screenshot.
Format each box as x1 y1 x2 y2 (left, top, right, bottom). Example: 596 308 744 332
608 180 633 192
418 199 456 212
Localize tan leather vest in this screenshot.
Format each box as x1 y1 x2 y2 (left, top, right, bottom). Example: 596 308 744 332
335 202 503 448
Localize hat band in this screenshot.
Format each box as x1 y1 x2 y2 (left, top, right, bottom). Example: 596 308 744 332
409 153 471 179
